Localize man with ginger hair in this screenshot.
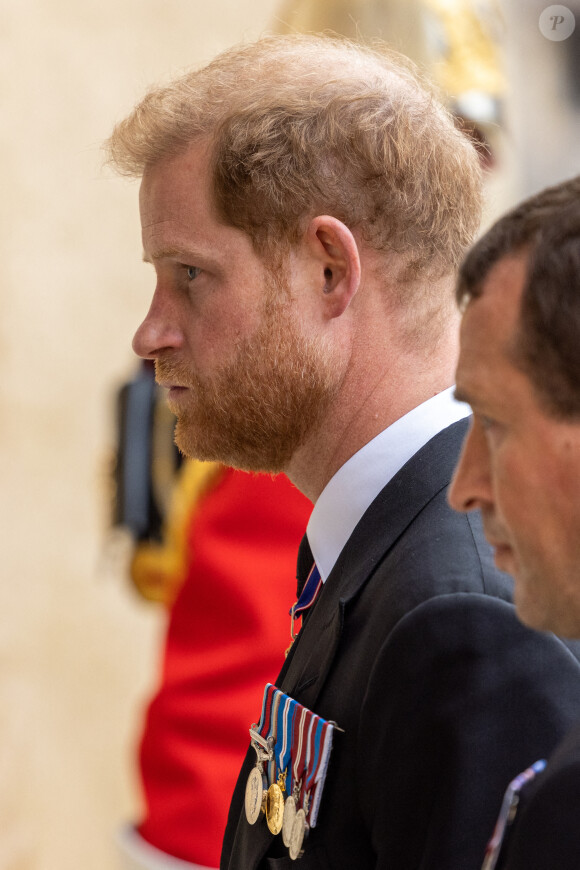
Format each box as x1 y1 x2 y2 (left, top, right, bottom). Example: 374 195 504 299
106 36 580 870
449 176 580 870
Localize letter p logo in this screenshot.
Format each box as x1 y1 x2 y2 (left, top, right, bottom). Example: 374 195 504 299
539 5 576 40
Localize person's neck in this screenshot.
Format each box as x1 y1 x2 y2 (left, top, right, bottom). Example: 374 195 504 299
286 340 458 502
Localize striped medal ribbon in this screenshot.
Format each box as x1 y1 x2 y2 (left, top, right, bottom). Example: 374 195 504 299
287 563 323 655
309 719 334 828
482 759 547 870
283 704 309 848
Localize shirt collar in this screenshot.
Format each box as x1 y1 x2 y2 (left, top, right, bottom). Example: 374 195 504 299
307 387 470 582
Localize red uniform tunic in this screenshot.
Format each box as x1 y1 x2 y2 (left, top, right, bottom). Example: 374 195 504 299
137 469 311 867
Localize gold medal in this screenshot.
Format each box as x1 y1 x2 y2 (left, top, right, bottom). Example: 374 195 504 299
266 782 285 835
282 793 297 846
245 765 267 825
289 807 308 860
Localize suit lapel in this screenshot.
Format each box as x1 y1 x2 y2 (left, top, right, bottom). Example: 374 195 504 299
279 418 469 710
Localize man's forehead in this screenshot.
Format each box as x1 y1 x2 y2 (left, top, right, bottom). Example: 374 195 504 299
480 253 528 308
138 142 227 257
455 253 529 405
463 254 528 346
140 141 212 203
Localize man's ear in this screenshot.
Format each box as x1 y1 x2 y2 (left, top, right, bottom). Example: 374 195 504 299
305 215 361 319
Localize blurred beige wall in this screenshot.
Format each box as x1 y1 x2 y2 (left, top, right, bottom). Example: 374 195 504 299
2 1 580 869
0 2 276 869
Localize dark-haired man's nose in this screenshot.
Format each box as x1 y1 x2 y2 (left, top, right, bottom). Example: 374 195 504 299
448 418 494 514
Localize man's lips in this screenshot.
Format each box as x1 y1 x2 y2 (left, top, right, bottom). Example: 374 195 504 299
486 537 513 571
157 382 190 401
482 520 513 567
492 542 512 557
157 380 188 391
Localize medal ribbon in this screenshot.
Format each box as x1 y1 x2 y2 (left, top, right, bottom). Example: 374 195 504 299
304 717 324 813
290 563 323 641
316 721 333 787
300 712 317 812
249 683 276 761
267 690 283 784
482 759 547 870
291 705 310 800
277 696 295 791
309 720 334 828
256 683 276 735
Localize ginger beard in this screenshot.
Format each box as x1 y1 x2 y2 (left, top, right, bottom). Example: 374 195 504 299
156 275 344 473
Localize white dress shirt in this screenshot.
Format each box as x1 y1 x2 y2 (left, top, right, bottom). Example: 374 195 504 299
307 387 470 582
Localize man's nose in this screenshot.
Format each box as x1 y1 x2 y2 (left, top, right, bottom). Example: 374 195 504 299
132 291 183 359
448 419 493 514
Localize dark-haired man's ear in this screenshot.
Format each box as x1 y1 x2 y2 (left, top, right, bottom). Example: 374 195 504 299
307 215 361 318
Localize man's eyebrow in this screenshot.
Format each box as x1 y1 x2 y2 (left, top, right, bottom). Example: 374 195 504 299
142 246 193 263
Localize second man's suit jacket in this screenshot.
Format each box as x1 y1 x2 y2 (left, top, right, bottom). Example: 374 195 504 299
494 721 580 869
221 420 580 870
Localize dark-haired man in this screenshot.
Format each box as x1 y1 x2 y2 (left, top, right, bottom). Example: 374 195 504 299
450 175 580 869
108 36 580 870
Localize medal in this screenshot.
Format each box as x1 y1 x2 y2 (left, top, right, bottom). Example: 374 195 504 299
283 704 307 846
282 705 309 851
244 686 276 825
244 729 272 825
244 683 340 853
245 733 271 825
265 692 287 834
289 807 308 860
266 780 285 834
282 793 298 846
245 764 267 825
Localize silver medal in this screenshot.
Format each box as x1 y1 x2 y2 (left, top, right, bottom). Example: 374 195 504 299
245 765 266 824
289 807 308 860
282 794 297 846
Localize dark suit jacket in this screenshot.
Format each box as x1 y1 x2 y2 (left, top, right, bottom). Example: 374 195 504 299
497 723 580 869
221 420 580 870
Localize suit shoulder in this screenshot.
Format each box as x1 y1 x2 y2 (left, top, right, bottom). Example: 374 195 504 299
362 488 514 626
361 595 580 767
383 593 580 672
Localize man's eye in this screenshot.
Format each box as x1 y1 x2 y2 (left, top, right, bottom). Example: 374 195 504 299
187 266 201 281
479 415 505 444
